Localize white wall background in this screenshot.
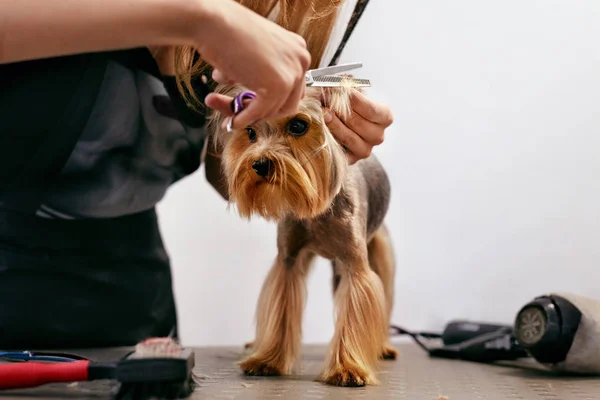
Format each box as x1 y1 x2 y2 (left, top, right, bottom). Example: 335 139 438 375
157 0 600 347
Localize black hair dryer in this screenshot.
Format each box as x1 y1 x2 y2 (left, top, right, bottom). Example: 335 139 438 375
426 321 529 363
512 292 600 374
391 320 530 363
393 292 600 371
441 320 514 345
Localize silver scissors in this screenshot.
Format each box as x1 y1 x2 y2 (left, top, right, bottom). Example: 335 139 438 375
304 62 371 87
227 62 370 132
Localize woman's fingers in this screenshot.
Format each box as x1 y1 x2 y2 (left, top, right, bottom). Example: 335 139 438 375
324 108 372 163
349 90 394 126
231 91 277 129
204 92 234 116
278 74 305 116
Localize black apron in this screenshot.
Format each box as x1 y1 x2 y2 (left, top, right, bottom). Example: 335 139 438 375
0 208 178 349
0 49 205 349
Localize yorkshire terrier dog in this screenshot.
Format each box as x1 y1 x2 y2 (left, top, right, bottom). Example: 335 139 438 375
207 81 397 387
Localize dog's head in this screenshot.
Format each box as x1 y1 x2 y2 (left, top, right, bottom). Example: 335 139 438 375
208 84 357 221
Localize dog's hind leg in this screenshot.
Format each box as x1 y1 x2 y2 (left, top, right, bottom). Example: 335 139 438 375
318 247 388 387
239 249 314 376
368 224 398 360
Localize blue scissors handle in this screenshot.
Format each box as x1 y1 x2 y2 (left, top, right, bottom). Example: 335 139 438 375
0 351 88 363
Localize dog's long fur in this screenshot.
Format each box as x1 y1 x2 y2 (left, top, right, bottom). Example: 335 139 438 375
207 84 397 387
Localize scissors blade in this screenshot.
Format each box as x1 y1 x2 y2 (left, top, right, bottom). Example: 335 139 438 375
309 75 371 87
308 62 364 78
305 62 365 85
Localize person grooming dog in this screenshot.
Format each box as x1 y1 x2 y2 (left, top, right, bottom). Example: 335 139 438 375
0 0 393 350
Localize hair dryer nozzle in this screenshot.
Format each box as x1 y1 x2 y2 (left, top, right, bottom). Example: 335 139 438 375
514 294 582 364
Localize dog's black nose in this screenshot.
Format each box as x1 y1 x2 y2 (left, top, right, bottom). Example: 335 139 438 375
252 159 273 178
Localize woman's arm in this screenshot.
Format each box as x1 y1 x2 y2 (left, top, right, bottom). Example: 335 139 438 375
0 0 201 64
1 0 310 129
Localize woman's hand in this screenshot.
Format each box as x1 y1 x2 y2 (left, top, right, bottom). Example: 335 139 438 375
196 0 311 129
324 91 394 164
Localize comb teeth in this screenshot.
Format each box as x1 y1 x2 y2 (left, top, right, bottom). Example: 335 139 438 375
311 75 371 87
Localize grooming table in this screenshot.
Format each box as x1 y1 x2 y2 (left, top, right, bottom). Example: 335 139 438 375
1 342 600 399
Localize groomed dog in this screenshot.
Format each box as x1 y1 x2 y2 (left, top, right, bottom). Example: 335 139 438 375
206 81 397 387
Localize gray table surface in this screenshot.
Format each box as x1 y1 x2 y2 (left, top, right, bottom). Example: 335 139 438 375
1 342 600 399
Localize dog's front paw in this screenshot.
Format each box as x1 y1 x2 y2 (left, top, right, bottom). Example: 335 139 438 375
317 365 374 387
380 344 398 360
239 356 284 376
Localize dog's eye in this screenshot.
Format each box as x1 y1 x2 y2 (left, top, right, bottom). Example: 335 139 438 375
287 118 309 137
246 127 257 142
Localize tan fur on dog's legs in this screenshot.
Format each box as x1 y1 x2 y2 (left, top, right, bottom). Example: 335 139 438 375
319 254 388 387
368 224 398 360
331 225 397 362
239 250 314 376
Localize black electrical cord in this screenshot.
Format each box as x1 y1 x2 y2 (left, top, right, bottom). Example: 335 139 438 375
389 325 440 353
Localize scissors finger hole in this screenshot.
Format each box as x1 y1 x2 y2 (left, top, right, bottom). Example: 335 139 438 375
230 91 257 115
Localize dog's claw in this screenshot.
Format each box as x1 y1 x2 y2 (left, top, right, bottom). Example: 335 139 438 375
317 367 372 387
239 357 283 376
380 345 398 360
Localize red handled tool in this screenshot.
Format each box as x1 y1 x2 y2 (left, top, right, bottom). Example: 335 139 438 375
0 337 196 399
0 359 96 389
